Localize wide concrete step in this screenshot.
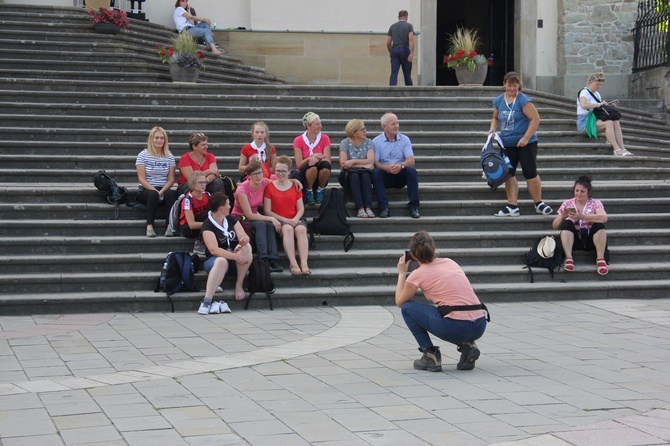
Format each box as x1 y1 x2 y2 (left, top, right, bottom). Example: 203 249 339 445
2 181 670 204
2 165 666 184
1 229 667 274
2 256 670 296
3 196 670 220
2 276 670 315
3 153 664 169
1 212 662 234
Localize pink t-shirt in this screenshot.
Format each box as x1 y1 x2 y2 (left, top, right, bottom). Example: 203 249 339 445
406 258 486 321
293 133 331 159
231 178 271 217
557 198 605 230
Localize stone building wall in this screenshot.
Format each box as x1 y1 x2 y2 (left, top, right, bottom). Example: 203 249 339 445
556 0 638 98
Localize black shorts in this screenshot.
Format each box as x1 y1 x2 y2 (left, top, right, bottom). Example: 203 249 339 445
505 141 538 179
559 220 606 252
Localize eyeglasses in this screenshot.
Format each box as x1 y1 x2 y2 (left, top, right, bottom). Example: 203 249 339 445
250 171 263 177
196 181 207 185
357 127 367 132
274 169 289 174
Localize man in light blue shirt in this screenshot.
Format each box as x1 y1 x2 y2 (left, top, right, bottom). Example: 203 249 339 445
372 113 420 218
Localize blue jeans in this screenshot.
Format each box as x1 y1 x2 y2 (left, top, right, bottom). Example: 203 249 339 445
401 300 487 349
390 46 413 86
373 166 419 210
187 22 214 46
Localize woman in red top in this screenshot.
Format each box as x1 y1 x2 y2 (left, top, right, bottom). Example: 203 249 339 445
293 112 331 205
396 231 488 373
263 155 310 276
177 132 224 196
238 121 277 180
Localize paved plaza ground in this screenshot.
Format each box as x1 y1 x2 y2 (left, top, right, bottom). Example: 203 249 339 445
0 298 668 446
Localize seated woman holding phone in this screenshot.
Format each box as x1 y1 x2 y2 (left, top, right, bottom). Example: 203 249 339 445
576 72 632 157
552 176 609 275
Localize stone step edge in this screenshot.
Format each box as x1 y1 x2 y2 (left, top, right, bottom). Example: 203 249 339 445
1 280 669 304
2 261 669 279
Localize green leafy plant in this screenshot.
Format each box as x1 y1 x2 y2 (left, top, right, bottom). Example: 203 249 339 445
87 7 129 29
443 27 488 71
156 33 206 70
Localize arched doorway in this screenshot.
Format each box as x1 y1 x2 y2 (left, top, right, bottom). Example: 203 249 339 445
436 0 515 86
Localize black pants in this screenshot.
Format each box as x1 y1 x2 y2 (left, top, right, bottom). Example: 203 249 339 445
136 188 178 226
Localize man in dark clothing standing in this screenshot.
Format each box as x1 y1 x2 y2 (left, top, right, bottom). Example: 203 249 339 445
387 10 415 86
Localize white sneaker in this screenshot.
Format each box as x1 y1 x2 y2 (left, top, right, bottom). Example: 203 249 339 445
219 301 231 313
209 301 221 314
197 301 211 315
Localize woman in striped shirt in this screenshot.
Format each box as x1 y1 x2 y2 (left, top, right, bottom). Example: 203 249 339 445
135 126 178 237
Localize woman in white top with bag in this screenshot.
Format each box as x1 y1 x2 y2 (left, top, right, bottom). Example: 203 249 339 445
577 71 632 157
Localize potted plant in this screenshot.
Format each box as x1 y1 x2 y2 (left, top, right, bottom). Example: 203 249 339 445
88 7 129 35
443 28 491 85
156 33 206 83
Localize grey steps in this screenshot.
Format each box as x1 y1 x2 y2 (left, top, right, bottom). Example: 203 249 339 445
3 260 670 295
3 181 670 203
3 277 670 315
1 231 667 274
1 154 665 170
3 213 665 236
3 197 670 219
2 166 667 184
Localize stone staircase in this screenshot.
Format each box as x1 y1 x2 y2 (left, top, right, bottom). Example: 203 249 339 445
0 3 283 85
1 5 670 314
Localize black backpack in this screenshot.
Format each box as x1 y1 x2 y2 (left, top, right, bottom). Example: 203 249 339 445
94 170 128 219
523 236 565 283
244 257 275 310
155 251 200 311
308 188 355 252
481 133 512 191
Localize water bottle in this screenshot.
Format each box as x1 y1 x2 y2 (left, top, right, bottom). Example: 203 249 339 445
502 152 513 170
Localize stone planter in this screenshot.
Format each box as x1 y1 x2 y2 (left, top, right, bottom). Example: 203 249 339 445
169 62 200 83
454 64 488 86
94 23 121 35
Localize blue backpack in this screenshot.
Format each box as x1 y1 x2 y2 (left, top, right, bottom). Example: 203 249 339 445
481 133 512 191
155 252 200 311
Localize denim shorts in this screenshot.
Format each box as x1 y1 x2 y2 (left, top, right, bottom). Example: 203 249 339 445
204 256 237 276
577 114 587 133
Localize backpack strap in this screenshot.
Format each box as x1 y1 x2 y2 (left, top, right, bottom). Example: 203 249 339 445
308 221 316 249
581 87 601 104
522 265 536 283
343 231 354 252
437 303 491 322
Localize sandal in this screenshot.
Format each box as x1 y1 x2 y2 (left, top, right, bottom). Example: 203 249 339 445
365 209 375 218
356 209 367 218
564 258 574 272
300 265 312 275
290 264 302 276
614 148 634 157
597 258 608 276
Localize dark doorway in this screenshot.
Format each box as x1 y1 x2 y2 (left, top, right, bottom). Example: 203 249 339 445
436 0 514 86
